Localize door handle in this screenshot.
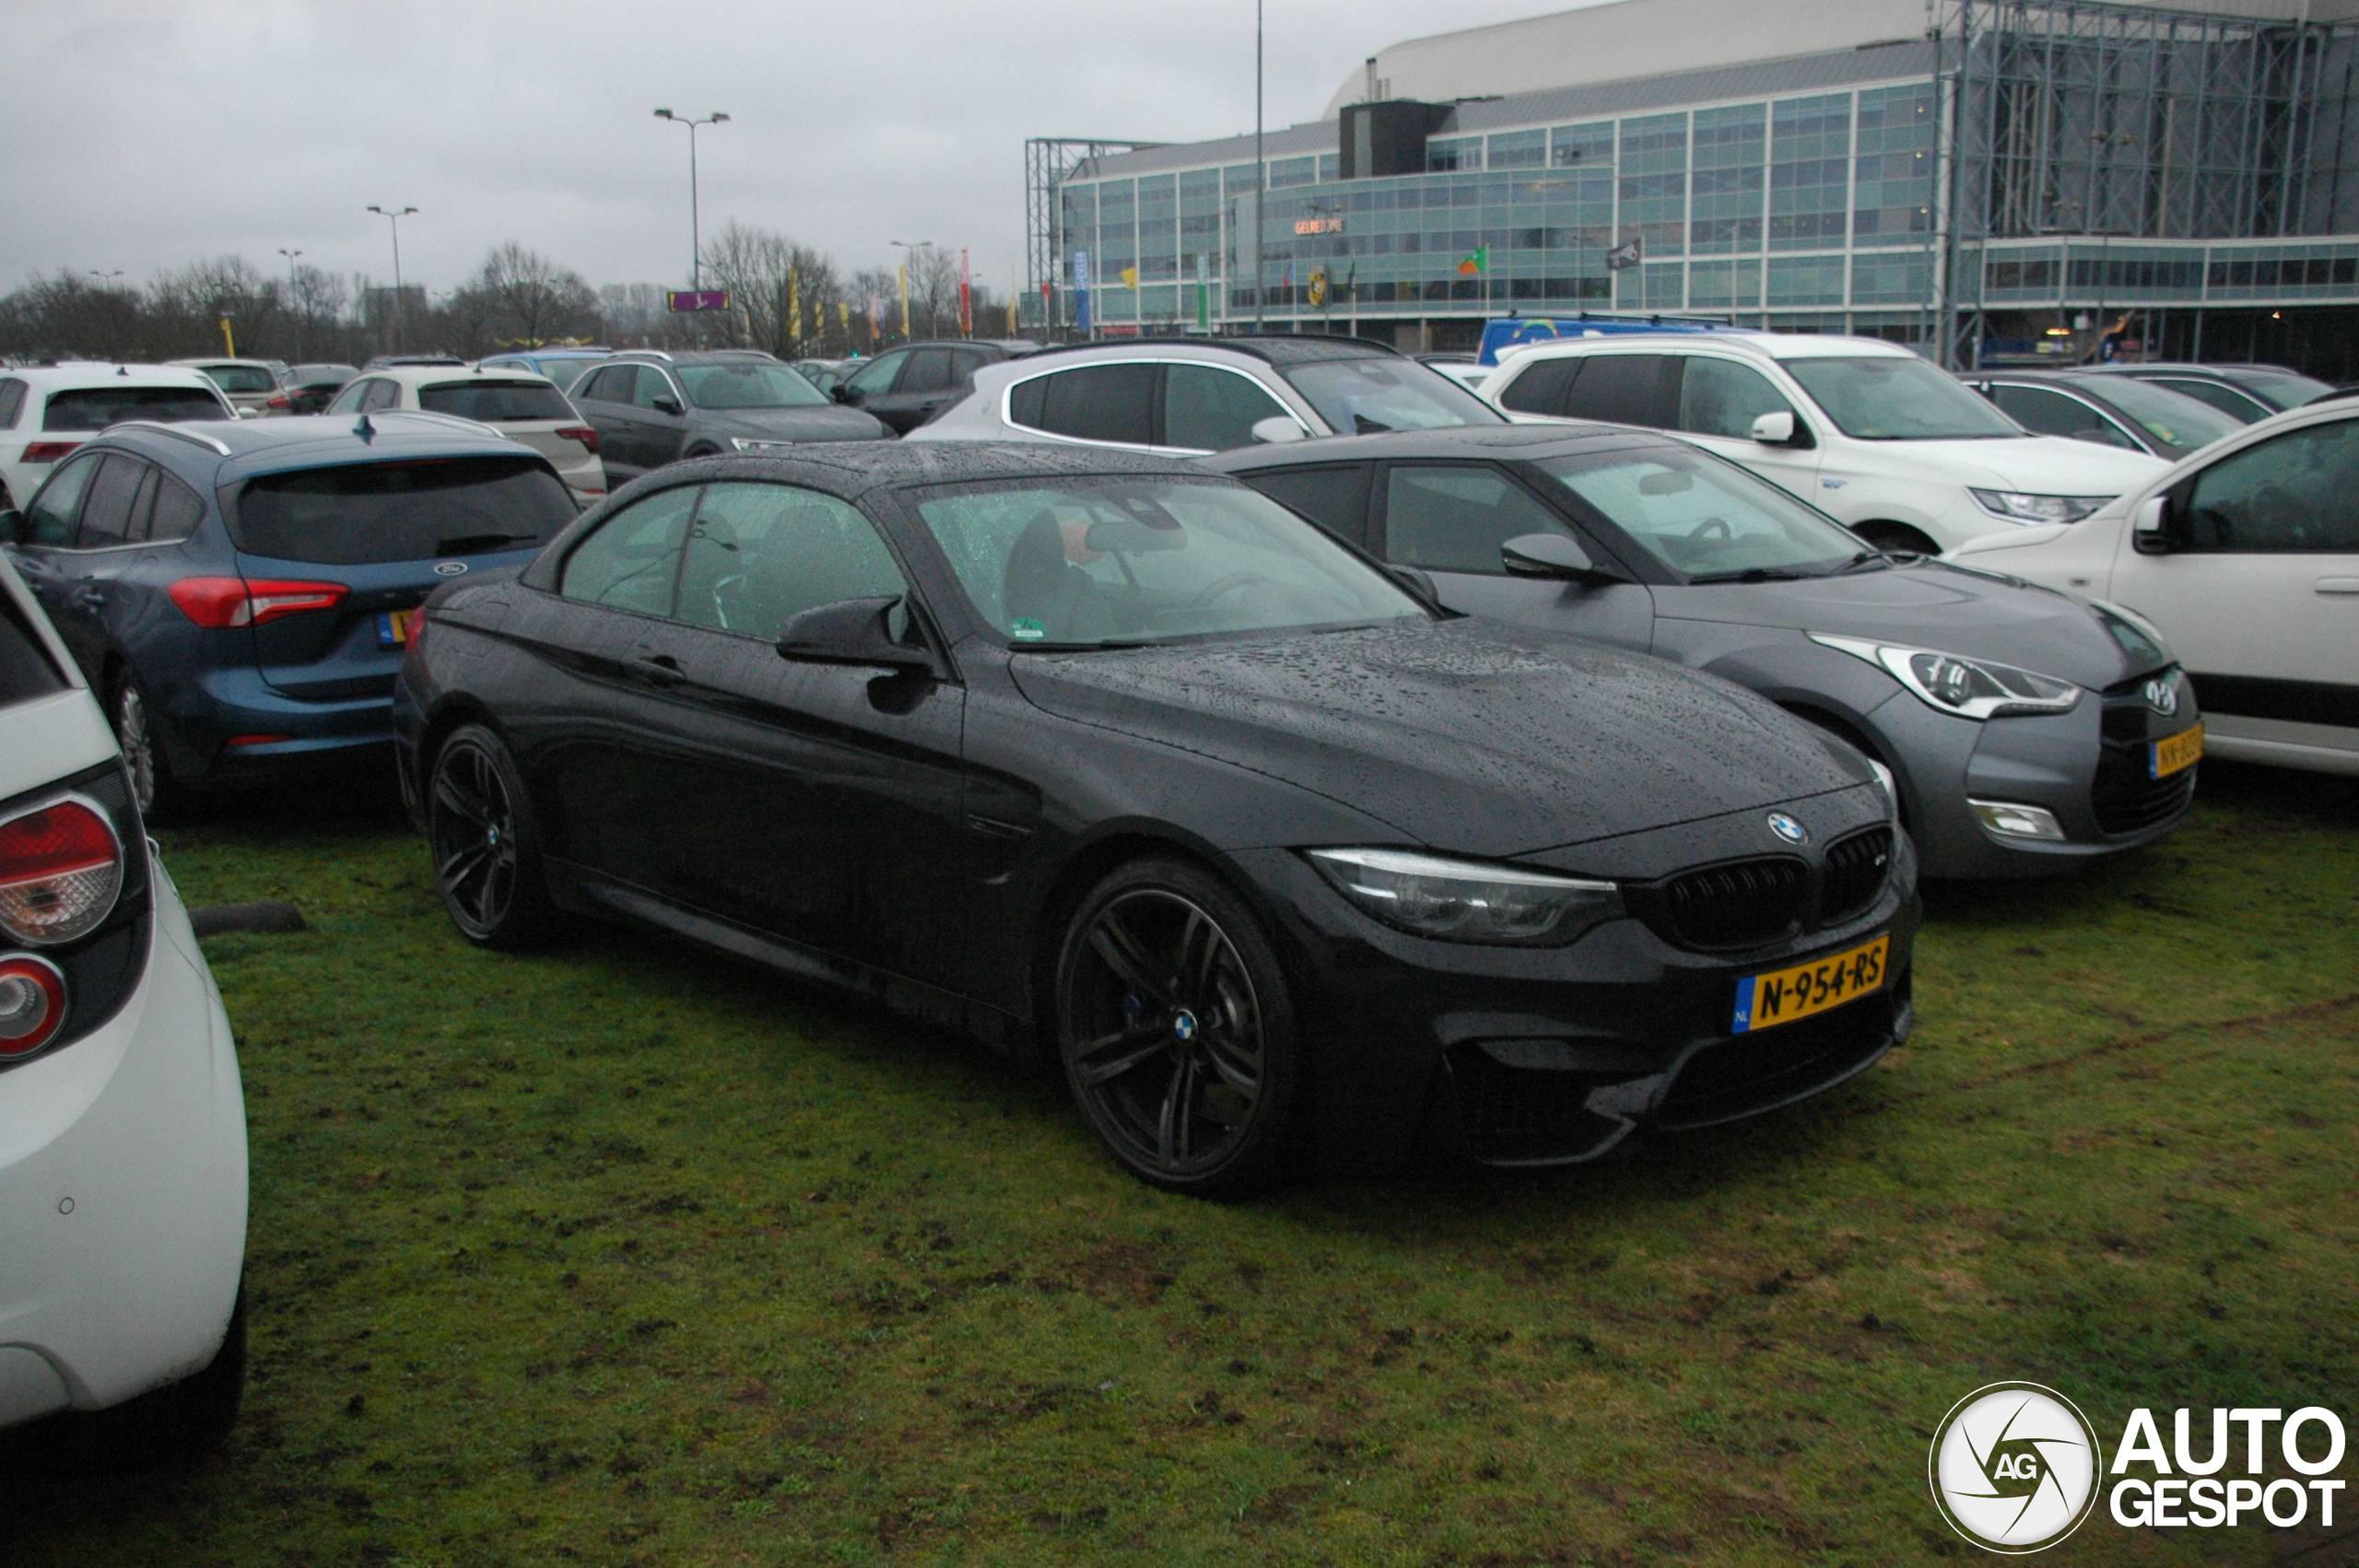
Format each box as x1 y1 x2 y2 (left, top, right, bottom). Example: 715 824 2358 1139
2316 578 2359 595
70 586 106 608
630 650 685 686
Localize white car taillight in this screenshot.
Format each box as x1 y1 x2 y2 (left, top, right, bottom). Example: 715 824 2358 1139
0 954 66 1058
0 796 123 946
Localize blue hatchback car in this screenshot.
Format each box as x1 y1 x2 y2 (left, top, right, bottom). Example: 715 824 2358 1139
0 413 579 814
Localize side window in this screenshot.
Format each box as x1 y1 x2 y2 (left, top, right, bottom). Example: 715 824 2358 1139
365 380 403 413
148 474 205 544
631 370 679 411
1240 464 1372 544
950 350 991 385
1560 356 1672 427
73 454 146 547
559 485 701 614
123 465 161 542
1989 385 2135 449
578 367 630 404
898 349 957 394
1163 364 1291 451
1673 357 1798 440
1383 464 1580 576
1498 357 1579 416
326 380 370 415
2181 420 2359 553
2153 378 2269 423
847 351 910 396
1008 365 1156 447
23 451 101 546
676 483 906 641
0 379 26 430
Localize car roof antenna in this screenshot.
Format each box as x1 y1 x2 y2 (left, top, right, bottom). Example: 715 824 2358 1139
355 412 375 442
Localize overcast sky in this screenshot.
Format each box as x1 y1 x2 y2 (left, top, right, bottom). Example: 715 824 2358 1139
5 0 1576 300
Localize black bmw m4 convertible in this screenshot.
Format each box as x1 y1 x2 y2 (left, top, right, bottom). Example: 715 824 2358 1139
393 442 1919 1194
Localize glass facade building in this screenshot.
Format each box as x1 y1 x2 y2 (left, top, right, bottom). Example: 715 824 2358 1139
1027 0 2359 374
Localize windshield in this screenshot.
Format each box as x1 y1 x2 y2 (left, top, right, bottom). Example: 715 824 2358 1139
1784 355 2024 439
44 386 227 429
540 358 598 391
1280 357 1504 435
420 380 576 422
200 365 279 394
234 455 579 565
2241 370 2334 411
676 362 829 410
914 477 1425 648
2079 377 2243 455
1543 446 1867 579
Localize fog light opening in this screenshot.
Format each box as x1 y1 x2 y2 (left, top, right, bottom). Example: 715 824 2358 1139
1968 799 2068 842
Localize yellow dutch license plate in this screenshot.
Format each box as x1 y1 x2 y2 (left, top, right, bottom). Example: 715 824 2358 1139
1732 934 1890 1035
2151 722 2203 779
377 610 416 648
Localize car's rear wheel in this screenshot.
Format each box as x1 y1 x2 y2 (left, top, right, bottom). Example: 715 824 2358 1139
1054 858 1304 1197
428 722 559 949
111 672 176 823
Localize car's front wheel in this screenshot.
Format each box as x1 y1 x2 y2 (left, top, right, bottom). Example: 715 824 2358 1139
427 722 559 949
1054 858 1304 1198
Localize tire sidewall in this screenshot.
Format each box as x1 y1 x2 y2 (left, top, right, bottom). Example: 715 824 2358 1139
110 670 170 822
428 721 556 949
1053 856 1303 1197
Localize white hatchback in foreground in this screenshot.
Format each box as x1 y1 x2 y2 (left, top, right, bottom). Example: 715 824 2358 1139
1482 333 2168 556
1952 399 2359 776
0 552 247 1460
327 364 605 504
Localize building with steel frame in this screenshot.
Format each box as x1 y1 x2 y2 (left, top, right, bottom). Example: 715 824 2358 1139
1024 0 2359 375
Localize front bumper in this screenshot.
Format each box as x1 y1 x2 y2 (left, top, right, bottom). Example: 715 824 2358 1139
0 862 248 1427
1228 799 1920 1174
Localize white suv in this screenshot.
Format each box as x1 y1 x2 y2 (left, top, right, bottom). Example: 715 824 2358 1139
0 552 247 1462
0 366 233 514
1482 333 2169 556
327 364 604 504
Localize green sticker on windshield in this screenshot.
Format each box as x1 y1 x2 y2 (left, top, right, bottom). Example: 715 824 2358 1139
1010 617 1047 641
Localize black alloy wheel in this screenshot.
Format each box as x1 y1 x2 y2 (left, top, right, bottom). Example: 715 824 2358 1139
1055 859 1302 1197
428 723 558 950
110 673 172 822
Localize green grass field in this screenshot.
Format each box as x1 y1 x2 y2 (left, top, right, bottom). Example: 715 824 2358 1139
6 763 2355 1567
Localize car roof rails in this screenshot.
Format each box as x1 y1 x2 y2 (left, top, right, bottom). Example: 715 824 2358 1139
106 421 233 456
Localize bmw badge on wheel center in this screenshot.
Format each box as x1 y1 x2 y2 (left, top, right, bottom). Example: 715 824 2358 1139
393 442 1919 1195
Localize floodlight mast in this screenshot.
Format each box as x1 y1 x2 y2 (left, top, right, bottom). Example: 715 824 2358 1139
655 109 730 288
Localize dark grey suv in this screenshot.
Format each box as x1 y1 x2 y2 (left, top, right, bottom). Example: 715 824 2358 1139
571 350 888 486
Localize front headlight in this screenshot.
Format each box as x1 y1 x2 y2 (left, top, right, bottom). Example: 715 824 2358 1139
1306 848 1621 946
1812 633 2081 720
729 437 797 454
1968 488 2110 525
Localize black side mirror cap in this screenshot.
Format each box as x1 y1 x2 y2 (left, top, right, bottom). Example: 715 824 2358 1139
652 396 684 416
776 595 936 674
1501 532 1622 584
0 509 22 546
832 384 859 404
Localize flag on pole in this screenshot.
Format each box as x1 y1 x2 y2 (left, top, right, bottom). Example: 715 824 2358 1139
1605 235 1644 271
958 249 972 336
787 266 800 342
1120 265 1139 289
1457 245 1488 276
1194 253 1210 331
1074 250 1092 333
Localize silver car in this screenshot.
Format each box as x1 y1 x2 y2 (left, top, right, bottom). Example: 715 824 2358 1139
907 337 1505 455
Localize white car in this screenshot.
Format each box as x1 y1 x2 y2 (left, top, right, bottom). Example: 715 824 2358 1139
326 365 605 504
166 358 288 417
1952 398 2359 776
1480 333 2169 556
0 365 234 514
0 550 247 1460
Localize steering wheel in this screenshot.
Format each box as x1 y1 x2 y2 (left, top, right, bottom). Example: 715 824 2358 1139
1190 572 1268 608
1684 517 1733 543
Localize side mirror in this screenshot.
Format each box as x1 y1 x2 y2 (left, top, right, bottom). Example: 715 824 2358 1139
1250 415 1307 445
2131 494 2171 555
1750 410 1797 445
1501 532 1617 583
0 509 23 545
651 395 684 417
832 384 860 405
776 595 935 674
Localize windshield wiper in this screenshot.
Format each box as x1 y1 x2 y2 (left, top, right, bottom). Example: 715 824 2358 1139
1687 567 1812 584
434 532 539 556
1835 549 1894 574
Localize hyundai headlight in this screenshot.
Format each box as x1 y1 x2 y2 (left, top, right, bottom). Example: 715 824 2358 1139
1812 634 2081 720
1967 489 2110 525
1306 848 1621 946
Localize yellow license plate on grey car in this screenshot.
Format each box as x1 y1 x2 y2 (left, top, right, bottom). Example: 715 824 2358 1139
1731 934 1889 1034
2151 723 2203 779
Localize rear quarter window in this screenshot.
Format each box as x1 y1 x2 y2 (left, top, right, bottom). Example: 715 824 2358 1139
0 588 67 708
418 380 576 421
232 454 580 565
44 386 228 429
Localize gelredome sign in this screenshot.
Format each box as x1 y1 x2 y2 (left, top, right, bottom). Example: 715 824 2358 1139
1929 1383 2105 1552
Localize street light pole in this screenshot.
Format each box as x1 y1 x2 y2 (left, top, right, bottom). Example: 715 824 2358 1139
278 249 305 360
654 109 730 287
1254 0 1265 334
366 205 417 350
890 240 931 341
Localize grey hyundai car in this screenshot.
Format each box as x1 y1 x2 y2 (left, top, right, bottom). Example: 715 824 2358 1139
1205 425 2201 879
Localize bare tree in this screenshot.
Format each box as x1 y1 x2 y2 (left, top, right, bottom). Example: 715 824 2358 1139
444 243 601 355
